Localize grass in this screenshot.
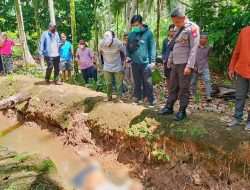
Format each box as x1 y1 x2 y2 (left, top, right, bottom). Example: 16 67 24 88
34 160 56 172
194 94 202 104
127 125 156 139
6 74 16 85
176 125 207 138
228 100 235 110
14 153 29 162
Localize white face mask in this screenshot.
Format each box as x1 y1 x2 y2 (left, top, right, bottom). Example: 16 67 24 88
80 45 85 49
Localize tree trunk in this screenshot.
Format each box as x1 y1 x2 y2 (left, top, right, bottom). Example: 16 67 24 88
33 0 41 41
14 0 35 63
0 92 31 111
126 0 131 27
70 0 78 75
156 0 161 52
93 0 98 51
143 0 149 20
33 0 44 68
126 0 137 33
48 0 56 23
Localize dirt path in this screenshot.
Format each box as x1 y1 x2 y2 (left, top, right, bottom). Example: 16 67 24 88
0 75 250 189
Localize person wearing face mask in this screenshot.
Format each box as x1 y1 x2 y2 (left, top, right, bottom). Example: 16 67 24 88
76 40 97 87
98 31 124 103
59 33 72 82
126 15 156 108
39 22 61 85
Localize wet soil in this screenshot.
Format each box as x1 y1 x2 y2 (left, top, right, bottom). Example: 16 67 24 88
1 75 250 190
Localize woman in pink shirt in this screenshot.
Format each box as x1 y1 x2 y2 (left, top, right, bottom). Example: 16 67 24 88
76 40 97 87
0 32 15 74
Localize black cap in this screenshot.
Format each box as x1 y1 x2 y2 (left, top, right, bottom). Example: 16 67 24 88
171 8 185 17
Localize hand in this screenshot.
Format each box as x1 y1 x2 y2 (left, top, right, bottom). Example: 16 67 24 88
229 70 234 80
184 67 192 76
126 57 131 62
167 61 172 68
151 62 156 70
193 66 198 72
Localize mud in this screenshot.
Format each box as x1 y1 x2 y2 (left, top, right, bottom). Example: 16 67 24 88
1 75 250 189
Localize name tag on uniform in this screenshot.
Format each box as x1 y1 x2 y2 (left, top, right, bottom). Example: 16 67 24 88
191 28 198 37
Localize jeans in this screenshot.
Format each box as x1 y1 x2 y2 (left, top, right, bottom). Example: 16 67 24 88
191 68 212 98
132 64 154 103
81 66 97 84
45 56 60 81
234 75 250 122
104 71 123 99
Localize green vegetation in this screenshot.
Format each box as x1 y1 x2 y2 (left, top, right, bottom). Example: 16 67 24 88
228 100 235 110
34 160 56 172
6 74 17 85
194 94 202 104
187 0 250 72
127 125 156 139
152 149 171 161
14 153 29 162
176 125 207 138
0 0 249 77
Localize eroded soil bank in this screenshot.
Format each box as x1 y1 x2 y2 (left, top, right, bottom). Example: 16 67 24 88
0 75 250 190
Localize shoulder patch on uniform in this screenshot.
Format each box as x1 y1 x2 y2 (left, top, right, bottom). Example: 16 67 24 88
191 27 198 37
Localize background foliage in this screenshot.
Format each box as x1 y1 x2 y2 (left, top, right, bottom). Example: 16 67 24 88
0 0 249 73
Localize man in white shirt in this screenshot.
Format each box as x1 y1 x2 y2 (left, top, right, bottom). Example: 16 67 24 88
39 22 61 85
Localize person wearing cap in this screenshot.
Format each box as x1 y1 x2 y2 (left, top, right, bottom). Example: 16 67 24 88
191 32 212 101
39 22 61 85
228 26 250 130
59 33 72 82
126 15 156 108
76 39 97 86
158 8 200 121
98 31 124 103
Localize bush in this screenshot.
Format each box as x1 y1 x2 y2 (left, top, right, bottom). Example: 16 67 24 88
187 0 250 73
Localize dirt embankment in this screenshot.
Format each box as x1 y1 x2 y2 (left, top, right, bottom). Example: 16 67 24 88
0 147 73 190
0 75 250 190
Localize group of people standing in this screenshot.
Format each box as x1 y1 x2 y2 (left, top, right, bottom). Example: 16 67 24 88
1 7 249 130
39 22 97 85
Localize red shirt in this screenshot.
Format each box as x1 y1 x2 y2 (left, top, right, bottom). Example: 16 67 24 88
229 26 250 79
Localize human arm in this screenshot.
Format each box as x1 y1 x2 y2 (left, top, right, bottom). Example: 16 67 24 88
148 31 156 69
89 48 94 64
184 25 200 75
228 31 241 80
39 32 46 56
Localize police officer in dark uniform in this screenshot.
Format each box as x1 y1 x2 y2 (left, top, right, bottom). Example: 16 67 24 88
158 8 200 121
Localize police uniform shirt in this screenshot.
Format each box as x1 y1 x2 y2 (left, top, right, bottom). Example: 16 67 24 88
168 20 200 68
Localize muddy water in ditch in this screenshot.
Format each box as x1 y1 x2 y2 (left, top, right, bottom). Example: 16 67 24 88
0 117 88 182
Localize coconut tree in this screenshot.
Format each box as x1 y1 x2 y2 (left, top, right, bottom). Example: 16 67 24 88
48 0 56 23
125 0 137 33
70 0 78 75
93 0 98 51
14 0 35 63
